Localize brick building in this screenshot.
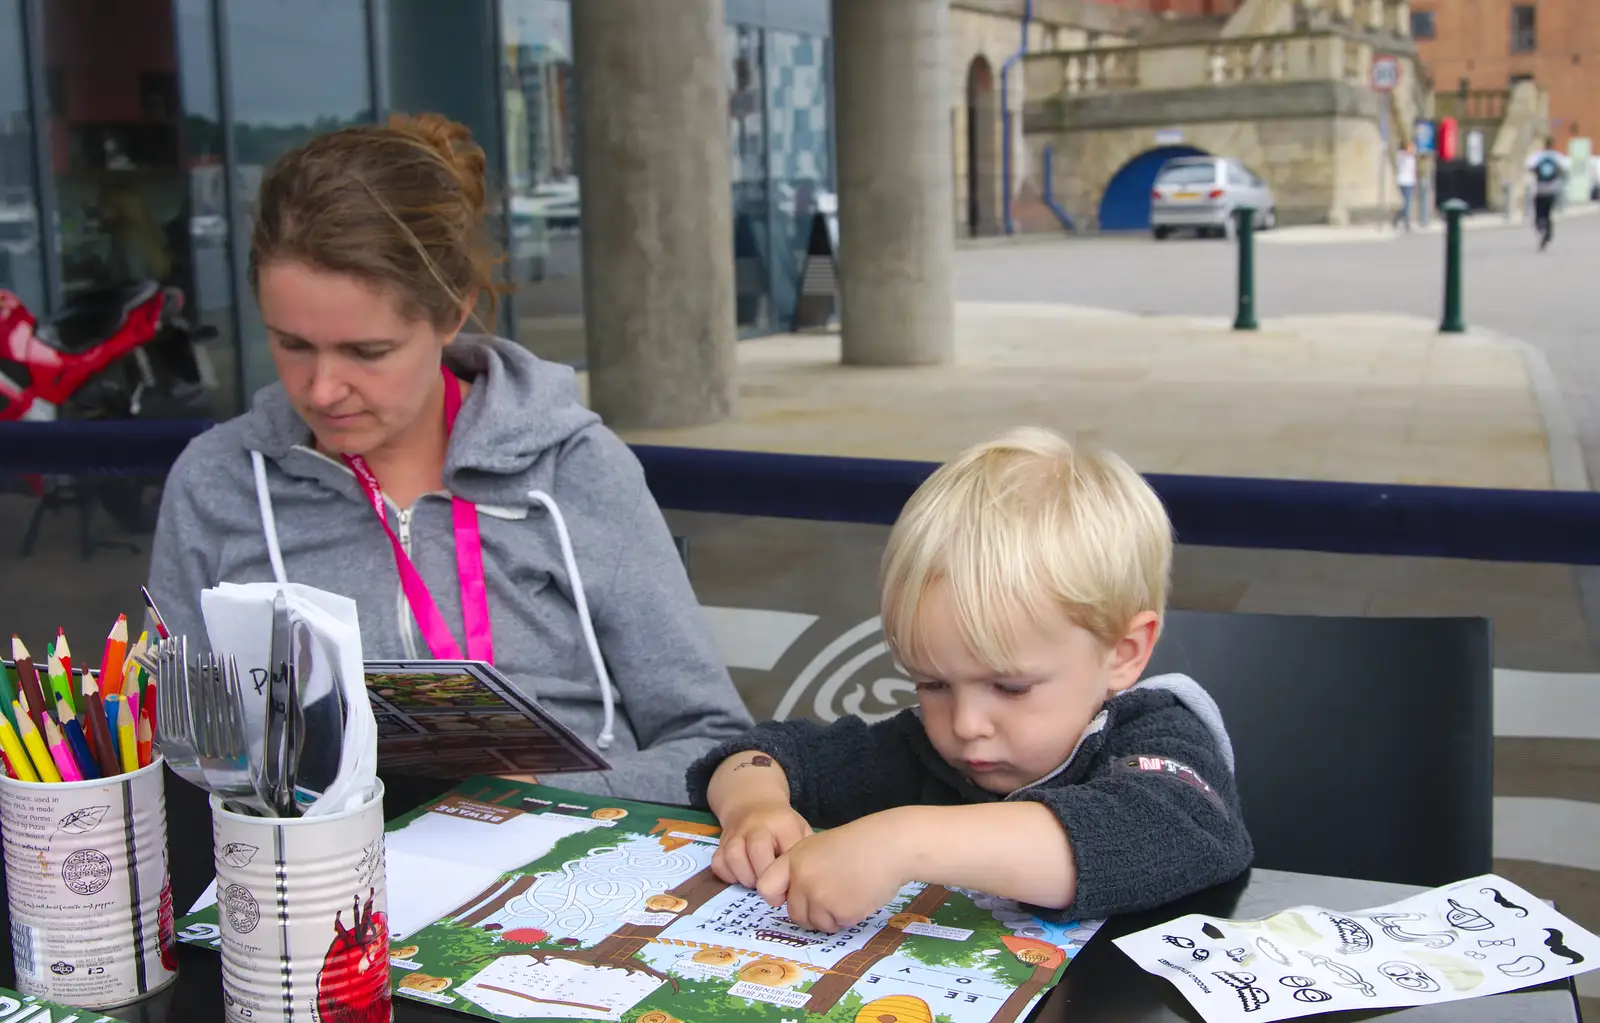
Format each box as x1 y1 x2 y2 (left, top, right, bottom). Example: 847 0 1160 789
1411 0 1599 142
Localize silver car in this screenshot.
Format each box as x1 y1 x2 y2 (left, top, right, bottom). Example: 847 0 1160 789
1150 156 1277 239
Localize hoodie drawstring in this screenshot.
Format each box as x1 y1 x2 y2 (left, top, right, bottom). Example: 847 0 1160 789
249 451 617 750
253 450 289 586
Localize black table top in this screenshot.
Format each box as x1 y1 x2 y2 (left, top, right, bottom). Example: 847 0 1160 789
0 770 1580 1023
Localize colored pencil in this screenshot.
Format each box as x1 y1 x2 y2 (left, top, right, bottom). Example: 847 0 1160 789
114 696 139 774
105 690 119 736
16 708 60 784
0 659 18 733
140 586 170 641
58 628 83 715
124 690 139 733
101 615 128 698
135 714 152 769
56 698 100 781
46 652 73 716
43 718 81 783
79 674 121 779
0 713 38 783
10 638 47 736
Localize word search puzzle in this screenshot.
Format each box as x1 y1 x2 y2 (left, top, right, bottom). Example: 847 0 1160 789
179 778 1103 1023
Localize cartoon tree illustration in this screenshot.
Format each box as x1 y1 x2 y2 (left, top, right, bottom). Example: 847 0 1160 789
802 885 953 1013
987 937 1069 1023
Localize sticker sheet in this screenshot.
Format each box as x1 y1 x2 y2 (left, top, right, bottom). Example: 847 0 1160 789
1113 873 1600 1023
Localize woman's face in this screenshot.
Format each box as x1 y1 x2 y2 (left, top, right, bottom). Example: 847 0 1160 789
259 261 456 458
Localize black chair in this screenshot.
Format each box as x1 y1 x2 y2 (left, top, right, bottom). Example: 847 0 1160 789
1144 609 1493 889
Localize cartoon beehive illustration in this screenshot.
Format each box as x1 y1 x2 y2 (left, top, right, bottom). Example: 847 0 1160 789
886 913 930 930
1001 935 1067 969
855 994 933 1023
645 894 689 913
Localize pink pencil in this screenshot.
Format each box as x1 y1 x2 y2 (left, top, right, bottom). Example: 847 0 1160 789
44 718 82 782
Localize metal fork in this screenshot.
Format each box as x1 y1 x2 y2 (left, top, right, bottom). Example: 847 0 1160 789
153 636 203 787
193 654 274 816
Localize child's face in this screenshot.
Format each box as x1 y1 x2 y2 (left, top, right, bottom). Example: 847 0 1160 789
905 585 1158 794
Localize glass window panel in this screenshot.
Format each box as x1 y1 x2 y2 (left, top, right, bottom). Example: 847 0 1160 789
501 0 584 364
763 28 830 331
225 0 372 396
729 23 771 335
0 0 44 313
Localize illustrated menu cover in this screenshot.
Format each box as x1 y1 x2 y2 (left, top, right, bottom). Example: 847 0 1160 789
178 777 1105 1023
364 661 611 780
0 987 131 1022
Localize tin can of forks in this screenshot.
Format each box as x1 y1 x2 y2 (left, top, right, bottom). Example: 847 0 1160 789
213 779 390 1023
0 756 179 1008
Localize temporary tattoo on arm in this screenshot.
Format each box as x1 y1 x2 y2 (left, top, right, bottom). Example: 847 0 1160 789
732 754 773 772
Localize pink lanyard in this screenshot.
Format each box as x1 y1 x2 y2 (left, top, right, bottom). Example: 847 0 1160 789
343 366 494 663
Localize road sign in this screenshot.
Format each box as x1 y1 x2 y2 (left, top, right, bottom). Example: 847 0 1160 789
1369 54 1401 92
1414 119 1436 154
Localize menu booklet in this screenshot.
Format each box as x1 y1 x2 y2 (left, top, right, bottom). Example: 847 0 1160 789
363 660 610 780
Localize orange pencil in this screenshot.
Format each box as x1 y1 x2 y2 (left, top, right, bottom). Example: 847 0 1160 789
100 615 128 697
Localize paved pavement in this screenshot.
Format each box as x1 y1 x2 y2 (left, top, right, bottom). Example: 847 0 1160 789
614 302 1574 490
954 207 1600 485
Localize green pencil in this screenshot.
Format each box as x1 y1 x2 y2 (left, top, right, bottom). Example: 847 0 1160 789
0 662 17 732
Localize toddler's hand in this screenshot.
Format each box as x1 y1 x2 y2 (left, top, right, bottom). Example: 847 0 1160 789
756 816 907 933
713 801 813 889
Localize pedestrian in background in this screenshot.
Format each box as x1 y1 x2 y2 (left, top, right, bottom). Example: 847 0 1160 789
1393 141 1418 233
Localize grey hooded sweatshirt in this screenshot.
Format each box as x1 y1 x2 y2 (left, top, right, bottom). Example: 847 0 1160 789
146 334 753 802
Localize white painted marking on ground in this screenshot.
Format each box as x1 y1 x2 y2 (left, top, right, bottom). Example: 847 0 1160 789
700 606 818 672
1492 797 1600 873
1494 669 1600 741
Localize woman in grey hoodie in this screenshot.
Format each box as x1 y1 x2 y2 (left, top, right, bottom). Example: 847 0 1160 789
146 114 753 803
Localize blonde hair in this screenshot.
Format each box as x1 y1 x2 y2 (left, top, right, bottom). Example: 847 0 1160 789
880 427 1173 674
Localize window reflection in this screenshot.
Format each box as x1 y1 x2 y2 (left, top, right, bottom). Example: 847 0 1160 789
39 0 185 300
728 23 771 335
225 0 372 396
174 0 238 415
764 29 833 331
502 0 583 365
0 0 43 312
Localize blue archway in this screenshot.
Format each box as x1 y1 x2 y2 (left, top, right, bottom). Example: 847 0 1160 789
1097 145 1208 231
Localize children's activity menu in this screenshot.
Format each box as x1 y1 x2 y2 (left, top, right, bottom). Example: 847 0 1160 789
180 777 1105 1023
0 986 131 1023
363 661 611 780
1114 873 1600 1022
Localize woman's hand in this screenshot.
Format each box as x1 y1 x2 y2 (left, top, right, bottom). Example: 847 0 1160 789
712 799 814 889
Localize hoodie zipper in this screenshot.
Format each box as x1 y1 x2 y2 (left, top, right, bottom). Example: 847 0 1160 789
395 506 422 659
288 443 428 658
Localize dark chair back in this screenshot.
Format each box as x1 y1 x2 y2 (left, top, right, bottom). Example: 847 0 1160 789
1144 609 1493 888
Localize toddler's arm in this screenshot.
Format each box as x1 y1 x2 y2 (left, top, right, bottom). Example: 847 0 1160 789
685 712 927 826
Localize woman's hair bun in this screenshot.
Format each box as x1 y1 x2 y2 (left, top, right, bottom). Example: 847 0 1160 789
387 112 489 218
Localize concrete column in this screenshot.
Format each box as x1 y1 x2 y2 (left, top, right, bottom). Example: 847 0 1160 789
572 0 736 429
831 0 956 366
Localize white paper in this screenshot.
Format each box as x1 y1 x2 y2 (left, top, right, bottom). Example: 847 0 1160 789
199 582 377 816
1114 873 1600 1023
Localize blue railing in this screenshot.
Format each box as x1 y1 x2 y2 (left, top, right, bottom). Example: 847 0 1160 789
3 420 1598 566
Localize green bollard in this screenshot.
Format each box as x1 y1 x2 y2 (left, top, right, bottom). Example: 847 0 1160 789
1440 198 1468 334
1232 206 1258 331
